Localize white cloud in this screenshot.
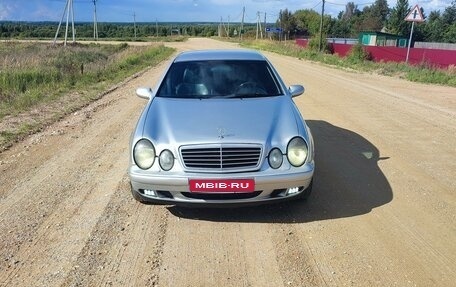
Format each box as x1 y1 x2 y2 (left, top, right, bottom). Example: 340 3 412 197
0 2 17 20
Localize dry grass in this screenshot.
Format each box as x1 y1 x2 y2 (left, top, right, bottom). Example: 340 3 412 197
0 42 171 118
448 64 456 75
0 41 174 149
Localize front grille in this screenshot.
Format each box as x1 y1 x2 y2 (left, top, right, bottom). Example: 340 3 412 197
182 191 262 200
180 144 262 172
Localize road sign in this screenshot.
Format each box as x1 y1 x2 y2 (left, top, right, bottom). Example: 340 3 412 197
405 5 424 22
265 27 282 33
405 5 425 63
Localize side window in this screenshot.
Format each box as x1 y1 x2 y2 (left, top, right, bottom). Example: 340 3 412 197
156 63 185 97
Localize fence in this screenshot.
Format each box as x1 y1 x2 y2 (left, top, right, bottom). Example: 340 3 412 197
296 39 456 68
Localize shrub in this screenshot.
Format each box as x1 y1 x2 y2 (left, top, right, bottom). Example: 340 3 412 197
346 43 371 63
307 35 330 53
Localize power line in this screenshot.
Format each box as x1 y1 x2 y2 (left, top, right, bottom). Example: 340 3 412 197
326 1 375 7
312 1 322 10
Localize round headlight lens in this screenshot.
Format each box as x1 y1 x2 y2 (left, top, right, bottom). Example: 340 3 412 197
287 137 308 167
159 149 174 171
268 148 283 169
133 139 155 169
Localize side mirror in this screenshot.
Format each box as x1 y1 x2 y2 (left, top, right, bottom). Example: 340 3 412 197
288 85 305 98
136 87 154 100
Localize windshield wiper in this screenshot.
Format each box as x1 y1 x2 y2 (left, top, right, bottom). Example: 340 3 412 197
232 93 270 98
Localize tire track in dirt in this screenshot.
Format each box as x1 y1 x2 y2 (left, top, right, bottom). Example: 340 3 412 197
60 177 169 287
0 97 137 286
161 205 327 287
0 59 170 287
265 49 456 286
271 221 326 286
1 38 455 287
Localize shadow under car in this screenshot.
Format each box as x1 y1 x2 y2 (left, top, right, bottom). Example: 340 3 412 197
167 120 393 223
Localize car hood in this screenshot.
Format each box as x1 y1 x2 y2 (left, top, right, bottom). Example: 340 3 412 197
142 96 300 147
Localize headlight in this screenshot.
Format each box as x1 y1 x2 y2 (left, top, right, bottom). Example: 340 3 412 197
287 137 308 167
133 139 155 169
268 148 283 169
159 149 174 171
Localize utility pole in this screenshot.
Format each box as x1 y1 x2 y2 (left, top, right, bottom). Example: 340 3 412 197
53 0 75 46
264 12 267 38
239 6 245 40
92 0 98 40
256 12 263 39
259 13 263 39
318 0 325 52
256 11 260 40
156 19 158 37
227 15 230 38
279 9 282 41
133 12 137 40
219 17 223 37
219 17 229 37
70 0 75 44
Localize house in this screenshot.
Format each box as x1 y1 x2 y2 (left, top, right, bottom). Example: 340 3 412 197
359 31 409 48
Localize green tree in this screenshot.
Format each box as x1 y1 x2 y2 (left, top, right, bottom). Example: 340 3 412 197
387 0 410 36
278 9 297 39
330 17 351 37
294 9 320 36
442 1 456 42
444 23 456 43
342 2 359 20
442 0 456 25
361 0 389 31
422 11 445 42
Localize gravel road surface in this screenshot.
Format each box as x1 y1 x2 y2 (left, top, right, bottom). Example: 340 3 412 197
1 38 455 287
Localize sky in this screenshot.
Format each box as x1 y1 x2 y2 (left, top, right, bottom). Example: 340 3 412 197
0 0 453 23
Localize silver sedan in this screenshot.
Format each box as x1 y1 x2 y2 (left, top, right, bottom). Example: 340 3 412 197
128 49 314 207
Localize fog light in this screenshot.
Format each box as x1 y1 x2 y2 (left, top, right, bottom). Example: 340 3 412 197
286 187 300 196
144 189 157 197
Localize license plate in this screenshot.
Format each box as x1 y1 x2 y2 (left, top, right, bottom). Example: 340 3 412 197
189 179 255 193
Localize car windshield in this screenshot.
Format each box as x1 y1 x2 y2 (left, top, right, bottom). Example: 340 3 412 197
156 60 283 99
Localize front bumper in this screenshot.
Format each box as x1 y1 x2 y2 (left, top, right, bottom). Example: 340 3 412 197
129 164 314 207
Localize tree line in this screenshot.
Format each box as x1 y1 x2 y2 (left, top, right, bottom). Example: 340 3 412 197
279 0 455 43
1 0 455 43
0 21 225 39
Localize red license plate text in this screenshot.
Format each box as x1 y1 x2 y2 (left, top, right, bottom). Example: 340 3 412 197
189 179 255 193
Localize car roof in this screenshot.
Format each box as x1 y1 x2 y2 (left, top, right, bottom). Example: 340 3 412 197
173 49 267 62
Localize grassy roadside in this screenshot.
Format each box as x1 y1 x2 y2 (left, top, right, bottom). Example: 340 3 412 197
0 41 175 150
240 40 456 87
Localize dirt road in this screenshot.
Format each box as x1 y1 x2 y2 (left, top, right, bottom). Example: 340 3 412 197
1 38 455 287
